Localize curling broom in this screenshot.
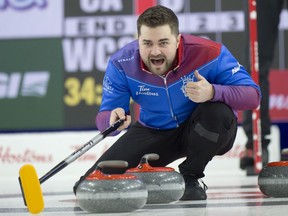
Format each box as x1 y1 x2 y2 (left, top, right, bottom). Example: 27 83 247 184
18 118 124 214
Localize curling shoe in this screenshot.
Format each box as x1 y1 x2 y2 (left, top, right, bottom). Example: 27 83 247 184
180 175 208 200
240 148 269 176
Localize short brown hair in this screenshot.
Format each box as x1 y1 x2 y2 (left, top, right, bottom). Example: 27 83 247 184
137 5 179 36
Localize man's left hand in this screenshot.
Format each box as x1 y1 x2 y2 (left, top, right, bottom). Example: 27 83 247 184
185 70 214 103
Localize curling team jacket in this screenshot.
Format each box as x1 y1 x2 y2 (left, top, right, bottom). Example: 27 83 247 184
96 34 261 131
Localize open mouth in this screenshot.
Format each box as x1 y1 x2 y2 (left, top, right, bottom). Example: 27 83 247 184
150 58 165 66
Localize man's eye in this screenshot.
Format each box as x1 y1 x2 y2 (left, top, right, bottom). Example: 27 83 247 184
144 42 151 47
160 42 168 46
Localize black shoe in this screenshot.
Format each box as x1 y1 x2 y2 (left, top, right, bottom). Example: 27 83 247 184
240 149 254 170
240 148 269 176
180 176 208 200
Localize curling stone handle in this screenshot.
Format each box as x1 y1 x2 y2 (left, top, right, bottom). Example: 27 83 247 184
141 153 159 164
38 119 124 184
97 160 128 169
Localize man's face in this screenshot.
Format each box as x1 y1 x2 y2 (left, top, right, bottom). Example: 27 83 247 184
138 24 180 76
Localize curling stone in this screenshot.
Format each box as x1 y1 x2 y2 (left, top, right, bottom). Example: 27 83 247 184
258 161 288 197
126 153 185 204
76 161 147 213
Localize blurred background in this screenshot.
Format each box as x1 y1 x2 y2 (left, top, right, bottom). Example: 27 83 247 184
0 0 287 177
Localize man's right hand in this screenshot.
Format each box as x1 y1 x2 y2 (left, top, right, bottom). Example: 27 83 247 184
110 108 131 131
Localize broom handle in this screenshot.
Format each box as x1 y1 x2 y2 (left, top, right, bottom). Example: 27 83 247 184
39 119 124 184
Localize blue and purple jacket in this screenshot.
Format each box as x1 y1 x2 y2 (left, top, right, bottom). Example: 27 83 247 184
96 34 261 132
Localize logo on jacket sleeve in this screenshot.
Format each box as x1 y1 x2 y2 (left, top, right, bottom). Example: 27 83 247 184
103 76 114 94
232 62 241 74
136 85 159 96
181 74 195 97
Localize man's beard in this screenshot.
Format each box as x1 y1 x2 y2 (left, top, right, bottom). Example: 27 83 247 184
145 58 173 75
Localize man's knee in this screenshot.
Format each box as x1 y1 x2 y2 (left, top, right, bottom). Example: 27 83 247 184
194 102 235 131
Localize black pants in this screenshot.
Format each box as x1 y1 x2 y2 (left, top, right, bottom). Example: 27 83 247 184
81 102 237 180
242 0 287 150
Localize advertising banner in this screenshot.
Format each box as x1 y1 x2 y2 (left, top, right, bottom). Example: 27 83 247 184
269 70 288 122
0 0 63 39
0 0 287 131
0 39 64 130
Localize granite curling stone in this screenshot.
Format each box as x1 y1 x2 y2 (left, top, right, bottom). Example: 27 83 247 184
76 160 147 213
126 153 185 204
258 161 288 197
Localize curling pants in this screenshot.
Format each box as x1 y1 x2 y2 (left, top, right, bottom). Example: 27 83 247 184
81 102 237 179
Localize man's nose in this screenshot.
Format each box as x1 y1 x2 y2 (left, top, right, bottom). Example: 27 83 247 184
150 45 161 56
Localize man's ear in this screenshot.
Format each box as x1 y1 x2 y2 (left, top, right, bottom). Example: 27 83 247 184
176 34 181 48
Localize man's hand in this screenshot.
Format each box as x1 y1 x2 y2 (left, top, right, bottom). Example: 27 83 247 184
110 108 131 131
185 70 214 103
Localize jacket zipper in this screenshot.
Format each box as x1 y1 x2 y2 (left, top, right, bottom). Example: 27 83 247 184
162 74 179 127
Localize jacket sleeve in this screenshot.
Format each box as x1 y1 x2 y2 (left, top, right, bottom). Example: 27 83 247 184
95 60 131 134
210 45 261 110
211 85 261 110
